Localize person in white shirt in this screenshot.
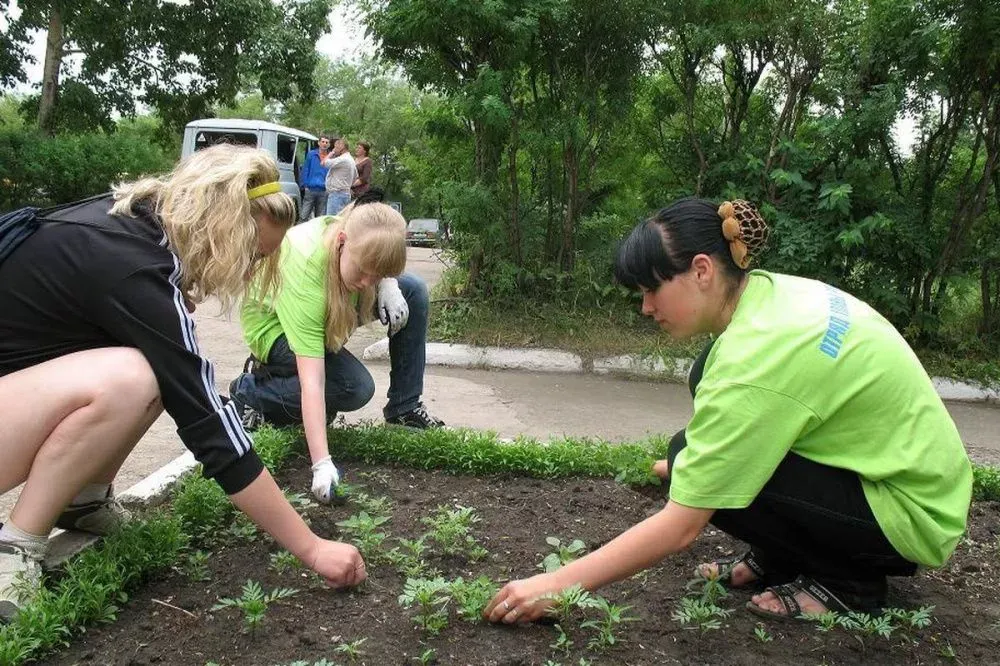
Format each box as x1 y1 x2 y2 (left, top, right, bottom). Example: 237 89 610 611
323 137 358 215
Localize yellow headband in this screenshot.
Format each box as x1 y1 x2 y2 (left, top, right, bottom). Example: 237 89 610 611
247 182 281 200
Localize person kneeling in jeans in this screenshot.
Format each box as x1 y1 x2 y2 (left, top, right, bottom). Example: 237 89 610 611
231 196 443 506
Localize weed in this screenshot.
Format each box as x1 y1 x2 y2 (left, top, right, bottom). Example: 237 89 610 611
413 647 437 664
539 536 586 573
352 490 394 516
939 640 958 660
449 576 498 621
335 637 368 662
545 584 599 626
398 577 452 636
269 550 303 574
225 513 259 541
422 505 487 559
550 623 573 655
283 490 317 513
358 469 392 485
580 596 639 650
336 511 391 563
671 597 733 633
753 623 773 642
211 580 299 634
182 549 211 582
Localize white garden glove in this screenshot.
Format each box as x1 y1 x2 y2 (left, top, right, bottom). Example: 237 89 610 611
377 277 409 336
311 456 341 504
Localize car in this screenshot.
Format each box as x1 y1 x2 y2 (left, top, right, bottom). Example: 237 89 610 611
406 218 445 247
181 118 318 213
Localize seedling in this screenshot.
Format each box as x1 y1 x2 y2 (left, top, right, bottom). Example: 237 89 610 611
336 511 391 562
539 536 586 573
269 549 303 574
449 576 498 621
671 597 733 633
398 577 452 636
753 623 773 642
183 549 211 582
352 490 393 516
225 514 259 541
684 569 729 605
283 490 317 512
387 536 438 578
335 637 368 662
412 647 437 665
545 584 600 626
422 505 487 559
885 605 934 630
211 580 298 634
550 623 574 655
580 596 639 650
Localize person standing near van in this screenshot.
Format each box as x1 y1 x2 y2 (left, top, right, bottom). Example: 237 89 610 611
324 138 358 216
352 141 372 200
298 135 332 222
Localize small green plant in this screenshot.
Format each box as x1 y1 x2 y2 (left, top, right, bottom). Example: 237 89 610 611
684 569 729 605
939 640 958 660
449 576 498 621
753 623 773 642
225 513 259 541
422 505 487 559
413 647 437 665
398 577 452 636
269 549 303 574
671 597 733 633
352 490 393 516
182 549 211 582
283 490 318 513
885 605 934 630
211 580 298 634
336 511 391 562
545 584 599 626
387 536 438 578
539 536 586 573
550 623 574 655
580 596 639 650
335 637 368 662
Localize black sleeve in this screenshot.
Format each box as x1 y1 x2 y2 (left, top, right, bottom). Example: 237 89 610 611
94 263 264 494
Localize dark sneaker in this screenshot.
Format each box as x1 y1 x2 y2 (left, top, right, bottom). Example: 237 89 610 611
0 541 43 623
55 489 132 536
229 375 265 432
386 404 445 429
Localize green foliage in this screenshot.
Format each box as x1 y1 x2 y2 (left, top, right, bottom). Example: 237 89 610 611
211 580 299 634
335 637 368 663
0 124 173 210
539 536 587 573
336 512 392 563
671 597 733 634
421 505 487 560
973 465 1000 501
397 577 452 636
182 549 212 583
449 576 498 622
579 596 639 650
386 536 438 579
753 623 773 643
327 424 664 486
269 550 304 575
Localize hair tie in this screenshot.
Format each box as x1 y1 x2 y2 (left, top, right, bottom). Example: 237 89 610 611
248 182 281 200
717 200 768 269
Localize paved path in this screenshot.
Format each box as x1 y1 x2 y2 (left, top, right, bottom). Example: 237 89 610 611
4 247 1000 521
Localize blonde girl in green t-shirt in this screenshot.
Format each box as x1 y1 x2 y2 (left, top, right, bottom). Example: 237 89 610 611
233 196 444 506
484 197 970 626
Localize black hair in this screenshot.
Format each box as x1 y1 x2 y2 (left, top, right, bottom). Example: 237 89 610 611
613 197 748 291
354 187 385 206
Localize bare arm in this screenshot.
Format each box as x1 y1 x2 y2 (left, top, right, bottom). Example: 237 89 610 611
486 501 714 622
296 354 329 464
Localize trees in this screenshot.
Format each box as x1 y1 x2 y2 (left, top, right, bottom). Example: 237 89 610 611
2 0 334 133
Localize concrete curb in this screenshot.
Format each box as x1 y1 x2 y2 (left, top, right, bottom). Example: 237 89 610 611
363 339 1000 404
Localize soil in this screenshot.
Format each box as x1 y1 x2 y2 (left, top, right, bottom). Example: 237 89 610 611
49 460 1000 666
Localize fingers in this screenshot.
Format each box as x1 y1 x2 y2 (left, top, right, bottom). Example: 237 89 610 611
486 584 527 624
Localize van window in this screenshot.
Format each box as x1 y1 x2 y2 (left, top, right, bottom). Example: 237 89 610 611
276 134 297 164
193 130 257 151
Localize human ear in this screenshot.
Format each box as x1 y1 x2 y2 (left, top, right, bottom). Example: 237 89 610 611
690 254 715 286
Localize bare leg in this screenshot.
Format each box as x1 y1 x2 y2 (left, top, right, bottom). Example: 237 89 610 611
0 348 161 535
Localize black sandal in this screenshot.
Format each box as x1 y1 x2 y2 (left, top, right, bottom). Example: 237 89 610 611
694 550 767 589
746 575 857 622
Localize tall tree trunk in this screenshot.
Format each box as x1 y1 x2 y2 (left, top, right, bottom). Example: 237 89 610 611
559 143 579 271
507 111 523 267
38 6 64 134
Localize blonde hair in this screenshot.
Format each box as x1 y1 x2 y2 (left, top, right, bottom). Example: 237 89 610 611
323 202 407 350
109 144 297 311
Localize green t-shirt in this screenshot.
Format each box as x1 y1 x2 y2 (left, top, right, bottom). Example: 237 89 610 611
670 271 972 567
241 216 334 360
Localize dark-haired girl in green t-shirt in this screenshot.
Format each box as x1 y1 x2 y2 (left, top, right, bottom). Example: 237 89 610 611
484 198 972 624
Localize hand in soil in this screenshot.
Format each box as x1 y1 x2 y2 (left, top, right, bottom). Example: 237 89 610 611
697 560 759 587
307 539 367 589
485 573 560 624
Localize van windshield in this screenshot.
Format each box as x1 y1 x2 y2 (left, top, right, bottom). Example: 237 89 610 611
194 130 258 151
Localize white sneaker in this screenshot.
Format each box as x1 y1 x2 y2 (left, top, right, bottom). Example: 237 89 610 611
54 491 132 536
0 542 43 623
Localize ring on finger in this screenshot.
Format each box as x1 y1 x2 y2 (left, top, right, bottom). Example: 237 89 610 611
502 600 510 611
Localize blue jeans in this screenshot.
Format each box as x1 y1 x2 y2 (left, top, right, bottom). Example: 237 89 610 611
233 273 430 423
300 189 328 222
326 190 351 215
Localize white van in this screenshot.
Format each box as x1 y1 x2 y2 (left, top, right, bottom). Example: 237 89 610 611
181 119 318 211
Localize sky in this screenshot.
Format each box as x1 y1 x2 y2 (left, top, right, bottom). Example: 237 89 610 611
6 1 917 152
